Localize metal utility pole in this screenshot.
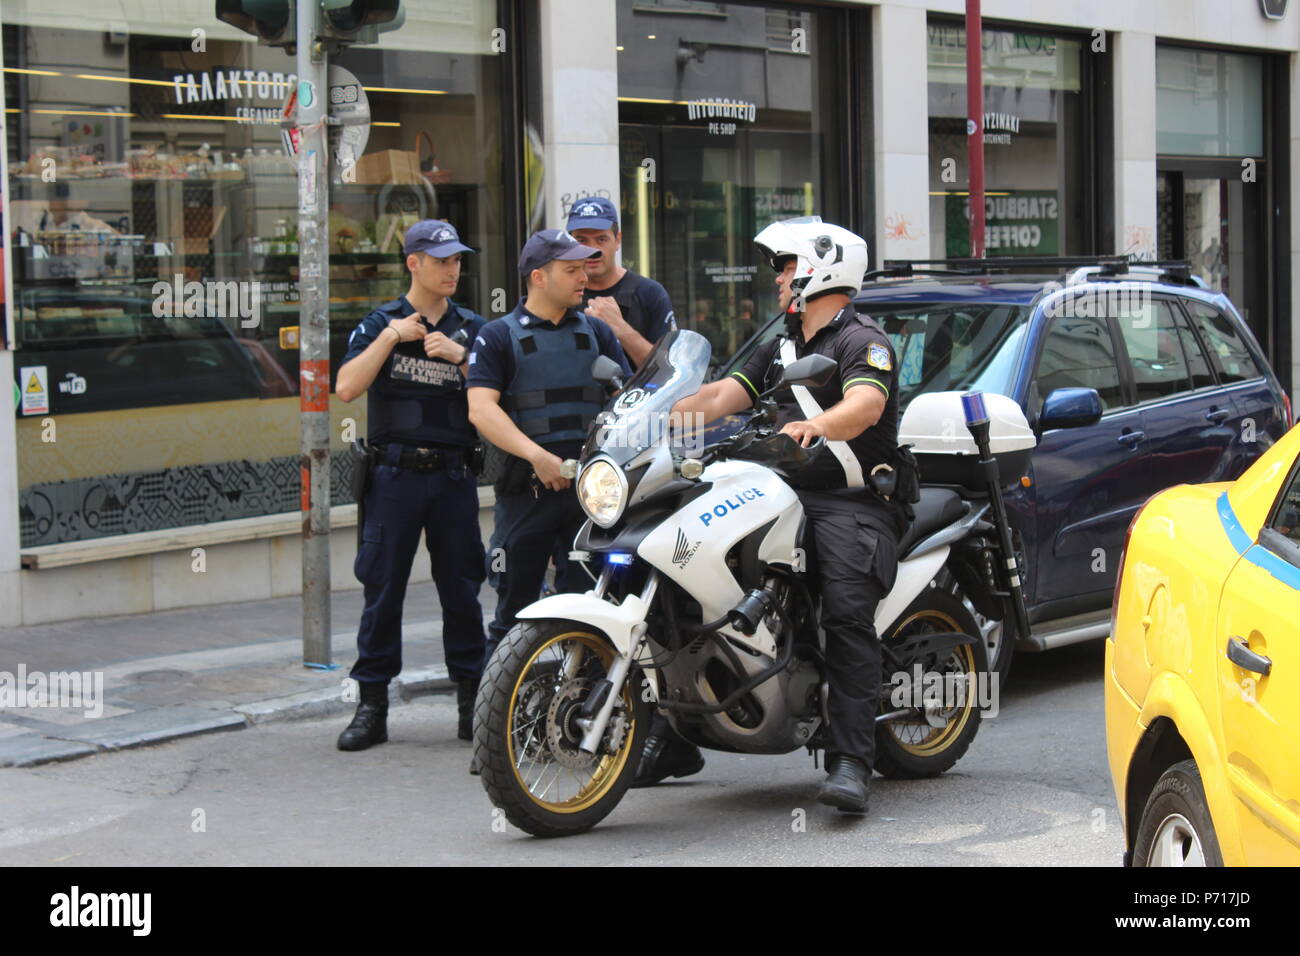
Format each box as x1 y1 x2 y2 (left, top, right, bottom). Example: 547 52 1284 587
966 0 986 258
296 4 332 667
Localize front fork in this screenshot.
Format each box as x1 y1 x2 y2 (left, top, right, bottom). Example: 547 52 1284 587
573 568 659 754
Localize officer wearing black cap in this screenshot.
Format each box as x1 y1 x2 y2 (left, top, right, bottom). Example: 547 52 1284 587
670 217 913 814
467 229 631 664
335 219 488 752
567 196 676 368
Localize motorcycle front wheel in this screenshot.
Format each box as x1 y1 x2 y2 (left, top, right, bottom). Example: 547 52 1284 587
474 620 649 838
874 588 988 779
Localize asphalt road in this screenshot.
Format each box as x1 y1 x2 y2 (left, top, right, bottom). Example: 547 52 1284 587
0 641 1122 866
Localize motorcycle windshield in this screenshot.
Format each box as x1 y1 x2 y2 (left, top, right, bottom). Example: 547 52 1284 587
582 329 713 466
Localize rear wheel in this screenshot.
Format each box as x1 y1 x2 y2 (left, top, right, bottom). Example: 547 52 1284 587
1133 760 1223 867
874 587 987 779
474 620 649 838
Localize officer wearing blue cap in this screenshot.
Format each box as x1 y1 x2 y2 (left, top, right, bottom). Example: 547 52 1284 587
567 196 676 368
334 219 488 752
467 229 631 664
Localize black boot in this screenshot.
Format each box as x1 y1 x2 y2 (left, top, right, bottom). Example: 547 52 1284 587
337 681 389 751
456 677 479 742
817 755 869 813
632 731 705 788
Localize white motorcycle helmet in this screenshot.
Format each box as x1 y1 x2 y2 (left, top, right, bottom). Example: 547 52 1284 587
753 216 869 309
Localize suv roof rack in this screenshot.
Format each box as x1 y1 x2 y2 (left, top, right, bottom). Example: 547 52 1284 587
863 256 1203 288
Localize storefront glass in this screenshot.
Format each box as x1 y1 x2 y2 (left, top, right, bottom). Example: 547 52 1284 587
4 0 510 545
615 0 848 357
927 22 1087 259
1155 46 1267 346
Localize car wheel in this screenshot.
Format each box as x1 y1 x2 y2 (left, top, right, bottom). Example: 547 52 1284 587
1132 759 1224 867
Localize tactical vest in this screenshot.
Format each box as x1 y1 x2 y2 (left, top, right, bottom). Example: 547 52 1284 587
501 309 605 447
369 305 474 447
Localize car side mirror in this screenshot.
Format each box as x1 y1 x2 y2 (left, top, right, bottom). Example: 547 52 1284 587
1040 387 1103 430
780 353 838 389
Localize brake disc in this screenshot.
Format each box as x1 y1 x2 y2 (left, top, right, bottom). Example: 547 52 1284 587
546 679 597 770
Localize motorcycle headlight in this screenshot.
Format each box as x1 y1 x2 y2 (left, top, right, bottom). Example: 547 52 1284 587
577 458 627 528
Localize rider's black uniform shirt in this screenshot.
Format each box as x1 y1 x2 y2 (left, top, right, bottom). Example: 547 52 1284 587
731 304 900 492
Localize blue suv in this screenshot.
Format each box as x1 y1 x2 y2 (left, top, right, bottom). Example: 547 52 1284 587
722 258 1292 675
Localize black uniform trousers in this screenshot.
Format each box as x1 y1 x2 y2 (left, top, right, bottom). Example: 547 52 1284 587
351 443 487 686
485 486 590 663
799 489 901 771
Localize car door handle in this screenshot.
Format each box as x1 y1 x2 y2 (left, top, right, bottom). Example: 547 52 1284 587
1205 408 1231 424
1117 430 1145 446
1227 636 1272 676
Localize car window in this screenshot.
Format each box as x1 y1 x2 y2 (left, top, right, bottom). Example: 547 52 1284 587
1186 301 1260 383
1036 314 1125 411
1268 463 1300 545
1114 299 1192 402
861 303 1029 406
1173 305 1216 389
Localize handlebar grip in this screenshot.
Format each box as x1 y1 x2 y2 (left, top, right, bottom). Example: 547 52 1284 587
559 459 580 480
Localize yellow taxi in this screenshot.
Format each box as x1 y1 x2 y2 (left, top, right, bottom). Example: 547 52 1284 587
1107 423 1300 866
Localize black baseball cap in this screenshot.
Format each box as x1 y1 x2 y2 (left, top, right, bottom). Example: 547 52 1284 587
404 219 474 257
566 196 618 232
518 228 601 276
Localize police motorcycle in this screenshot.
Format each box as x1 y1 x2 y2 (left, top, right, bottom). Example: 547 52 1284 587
473 328 1035 837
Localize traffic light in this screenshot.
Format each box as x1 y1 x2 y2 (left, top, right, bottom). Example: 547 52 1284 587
319 0 405 45
216 0 296 49
216 0 404 49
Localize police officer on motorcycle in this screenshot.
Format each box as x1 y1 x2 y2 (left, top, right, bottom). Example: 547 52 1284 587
335 220 488 752
467 229 632 665
671 216 910 813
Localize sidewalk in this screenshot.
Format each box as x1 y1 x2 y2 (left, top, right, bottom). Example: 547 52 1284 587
0 584 492 768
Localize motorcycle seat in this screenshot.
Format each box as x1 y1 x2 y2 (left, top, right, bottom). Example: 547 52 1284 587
898 488 967 557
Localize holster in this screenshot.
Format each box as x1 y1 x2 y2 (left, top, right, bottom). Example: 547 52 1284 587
350 439 375 550
493 454 531 497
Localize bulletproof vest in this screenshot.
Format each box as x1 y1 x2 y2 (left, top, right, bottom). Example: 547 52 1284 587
501 310 605 447
369 306 474 446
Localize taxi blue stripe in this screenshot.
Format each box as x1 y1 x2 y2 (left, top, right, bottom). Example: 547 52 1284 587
1217 491 1300 591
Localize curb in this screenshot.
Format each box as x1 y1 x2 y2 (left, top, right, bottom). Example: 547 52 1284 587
0 666 455 769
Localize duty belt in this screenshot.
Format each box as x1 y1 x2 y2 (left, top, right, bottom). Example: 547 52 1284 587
375 443 465 471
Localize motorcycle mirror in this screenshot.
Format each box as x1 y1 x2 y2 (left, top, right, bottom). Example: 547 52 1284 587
779 354 838 389
591 355 625 390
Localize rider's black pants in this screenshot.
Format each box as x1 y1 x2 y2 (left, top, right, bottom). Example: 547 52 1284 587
799 490 902 772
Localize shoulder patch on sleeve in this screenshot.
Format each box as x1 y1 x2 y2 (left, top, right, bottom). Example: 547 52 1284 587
867 343 892 371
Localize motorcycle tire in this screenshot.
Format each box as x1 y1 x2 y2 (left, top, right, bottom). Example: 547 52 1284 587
874 586 988 780
474 619 650 838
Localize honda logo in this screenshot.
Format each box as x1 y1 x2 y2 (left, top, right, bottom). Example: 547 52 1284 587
1261 0 1289 19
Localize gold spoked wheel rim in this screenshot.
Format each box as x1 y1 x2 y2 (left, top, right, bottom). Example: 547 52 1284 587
507 631 636 814
884 610 979 757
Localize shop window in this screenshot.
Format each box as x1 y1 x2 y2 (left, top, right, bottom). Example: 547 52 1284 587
927 23 1087 258
616 0 848 357
4 3 510 544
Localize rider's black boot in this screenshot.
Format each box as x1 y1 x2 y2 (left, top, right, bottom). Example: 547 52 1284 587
632 722 705 788
817 754 870 813
456 677 479 742
337 681 389 751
